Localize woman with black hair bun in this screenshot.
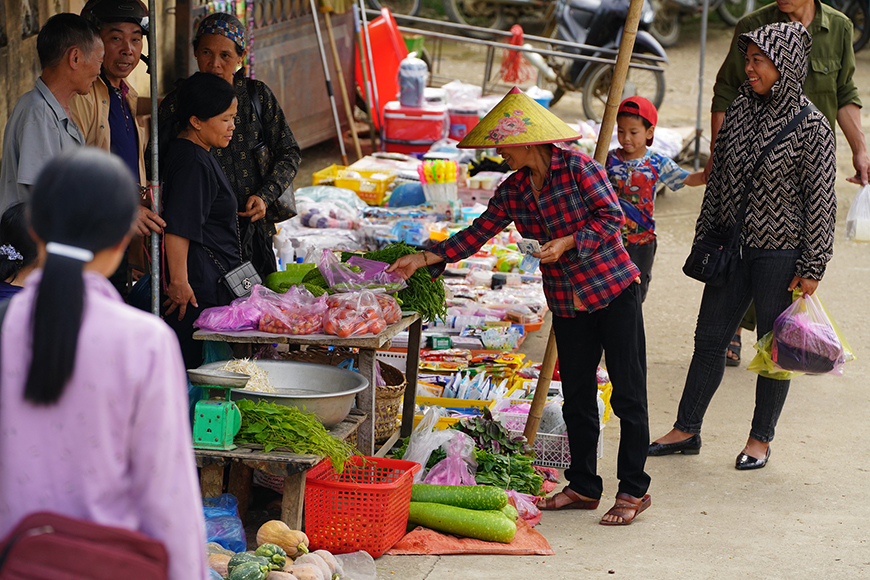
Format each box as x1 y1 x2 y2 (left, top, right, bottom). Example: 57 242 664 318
162 71 241 369
0 203 38 300
0 147 208 580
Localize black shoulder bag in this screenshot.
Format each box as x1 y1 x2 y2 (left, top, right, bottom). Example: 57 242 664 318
682 104 817 286
247 79 298 225
205 214 261 299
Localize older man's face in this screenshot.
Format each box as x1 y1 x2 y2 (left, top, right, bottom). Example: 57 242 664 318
73 40 104 95
99 22 143 88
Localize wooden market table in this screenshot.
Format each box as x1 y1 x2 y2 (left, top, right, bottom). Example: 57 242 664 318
193 313 423 456
195 410 365 530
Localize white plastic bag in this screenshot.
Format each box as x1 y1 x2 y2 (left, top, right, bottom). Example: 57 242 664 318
845 184 870 241
403 407 456 483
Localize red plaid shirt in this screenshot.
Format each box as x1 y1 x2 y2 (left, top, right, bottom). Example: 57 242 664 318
430 146 639 315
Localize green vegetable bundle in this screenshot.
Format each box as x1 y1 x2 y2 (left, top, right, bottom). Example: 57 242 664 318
235 400 357 472
362 242 447 323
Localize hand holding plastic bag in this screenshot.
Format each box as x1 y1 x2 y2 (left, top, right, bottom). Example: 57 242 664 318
422 431 478 486
403 407 457 483
318 250 406 293
748 293 854 378
845 184 870 241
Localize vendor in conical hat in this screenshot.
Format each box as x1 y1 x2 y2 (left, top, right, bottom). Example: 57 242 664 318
388 87 652 526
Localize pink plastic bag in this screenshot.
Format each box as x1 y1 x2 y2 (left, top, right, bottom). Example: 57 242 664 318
323 291 386 337
506 490 542 527
194 284 270 331
317 249 406 293
771 293 847 375
422 431 477 486
258 285 328 335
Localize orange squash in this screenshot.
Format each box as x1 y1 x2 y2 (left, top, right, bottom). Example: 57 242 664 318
207 553 232 578
256 520 310 558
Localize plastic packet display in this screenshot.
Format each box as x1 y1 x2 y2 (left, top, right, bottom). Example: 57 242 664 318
323 291 387 338
258 285 328 335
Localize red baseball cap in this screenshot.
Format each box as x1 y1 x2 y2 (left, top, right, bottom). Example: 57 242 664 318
618 96 658 145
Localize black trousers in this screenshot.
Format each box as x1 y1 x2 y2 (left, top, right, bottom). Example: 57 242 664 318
552 282 651 500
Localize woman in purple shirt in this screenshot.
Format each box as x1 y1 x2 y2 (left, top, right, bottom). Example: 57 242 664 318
0 148 208 580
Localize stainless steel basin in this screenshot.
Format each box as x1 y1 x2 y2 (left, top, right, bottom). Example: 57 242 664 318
197 360 368 428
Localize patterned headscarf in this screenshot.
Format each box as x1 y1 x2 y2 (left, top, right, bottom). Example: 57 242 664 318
195 13 246 51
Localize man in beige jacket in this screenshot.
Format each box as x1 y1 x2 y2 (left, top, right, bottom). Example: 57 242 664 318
70 0 165 238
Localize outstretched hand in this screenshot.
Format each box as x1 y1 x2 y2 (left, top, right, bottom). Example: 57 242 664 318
386 253 427 281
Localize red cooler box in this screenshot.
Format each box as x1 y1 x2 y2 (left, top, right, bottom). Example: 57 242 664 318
448 105 481 140
384 101 447 155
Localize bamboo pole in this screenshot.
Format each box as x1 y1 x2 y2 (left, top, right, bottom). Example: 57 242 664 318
321 1 363 161
522 0 646 445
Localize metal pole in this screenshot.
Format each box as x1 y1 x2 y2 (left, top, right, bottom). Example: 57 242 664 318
359 2 384 150
694 0 710 171
309 0 348 165
523 0 646 445
354 5 378 154
148 0 160 316
323 7 362 161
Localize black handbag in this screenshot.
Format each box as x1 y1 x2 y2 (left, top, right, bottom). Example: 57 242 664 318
683 104 817 286
247 80 297 225
205 215 261 299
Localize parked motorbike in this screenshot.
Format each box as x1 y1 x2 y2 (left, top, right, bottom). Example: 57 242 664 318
650 0 755 48
825 0 869 51
526 0 667 121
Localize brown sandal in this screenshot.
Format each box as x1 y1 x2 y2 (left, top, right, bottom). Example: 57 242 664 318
536 487 600 511
599 493 651 525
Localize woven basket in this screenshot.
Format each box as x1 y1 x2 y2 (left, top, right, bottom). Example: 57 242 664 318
279 347 406 444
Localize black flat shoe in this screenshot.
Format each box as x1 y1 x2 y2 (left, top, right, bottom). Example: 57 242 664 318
735 447 770 470
648 434 702 456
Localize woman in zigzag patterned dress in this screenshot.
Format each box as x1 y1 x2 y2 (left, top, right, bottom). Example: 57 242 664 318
648 21 836 470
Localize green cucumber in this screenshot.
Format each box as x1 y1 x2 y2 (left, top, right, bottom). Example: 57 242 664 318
301 268 329 288
411 484 508 510
408 501 517 543
500 503 519 522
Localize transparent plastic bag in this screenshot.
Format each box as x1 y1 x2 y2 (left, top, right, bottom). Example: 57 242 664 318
748 293 855 378
422 431 478 486
318 249 406 293
194 284 271 332
375 293 402 324
403 407 457 483
845 184 870 241
323 290 386 338
258 284 328 335
506 490 542 527
202 493 246 553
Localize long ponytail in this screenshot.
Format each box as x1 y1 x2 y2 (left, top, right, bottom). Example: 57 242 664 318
24 148 138 404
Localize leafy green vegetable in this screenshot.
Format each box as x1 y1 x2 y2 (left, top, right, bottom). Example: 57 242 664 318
363 242 447 322
235 400 357 472
451 408 532 456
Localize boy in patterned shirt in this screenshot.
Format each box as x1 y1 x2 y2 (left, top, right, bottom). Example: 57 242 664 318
606 96 705 302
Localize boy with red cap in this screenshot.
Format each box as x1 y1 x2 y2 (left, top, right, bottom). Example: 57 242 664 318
606 96 705 302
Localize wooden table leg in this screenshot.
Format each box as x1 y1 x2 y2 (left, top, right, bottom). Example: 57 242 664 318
281 471 306 531
228 462 253 524
200 463 224 497
400 318 423 438
356 348 376 455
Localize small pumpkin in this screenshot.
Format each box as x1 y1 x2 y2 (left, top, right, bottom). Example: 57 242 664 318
282 564 325 580
293 553 331 580
227 553 271 575
256 520 310 558
208 553 232 578
229 561 269 580
266 573 299 580
312 550 342 579
254 543 288 570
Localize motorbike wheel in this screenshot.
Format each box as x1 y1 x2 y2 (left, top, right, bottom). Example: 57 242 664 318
549 87 566 107
367 0 421 16
650 0 681 48
581 59 666 123
843 0 869 52
716 0 756 26
443 0 506 37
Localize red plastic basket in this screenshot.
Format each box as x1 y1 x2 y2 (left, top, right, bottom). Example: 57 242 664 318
304 455 420 558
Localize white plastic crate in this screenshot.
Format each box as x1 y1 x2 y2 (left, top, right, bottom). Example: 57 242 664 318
376 350 408 375
498 410 603 467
